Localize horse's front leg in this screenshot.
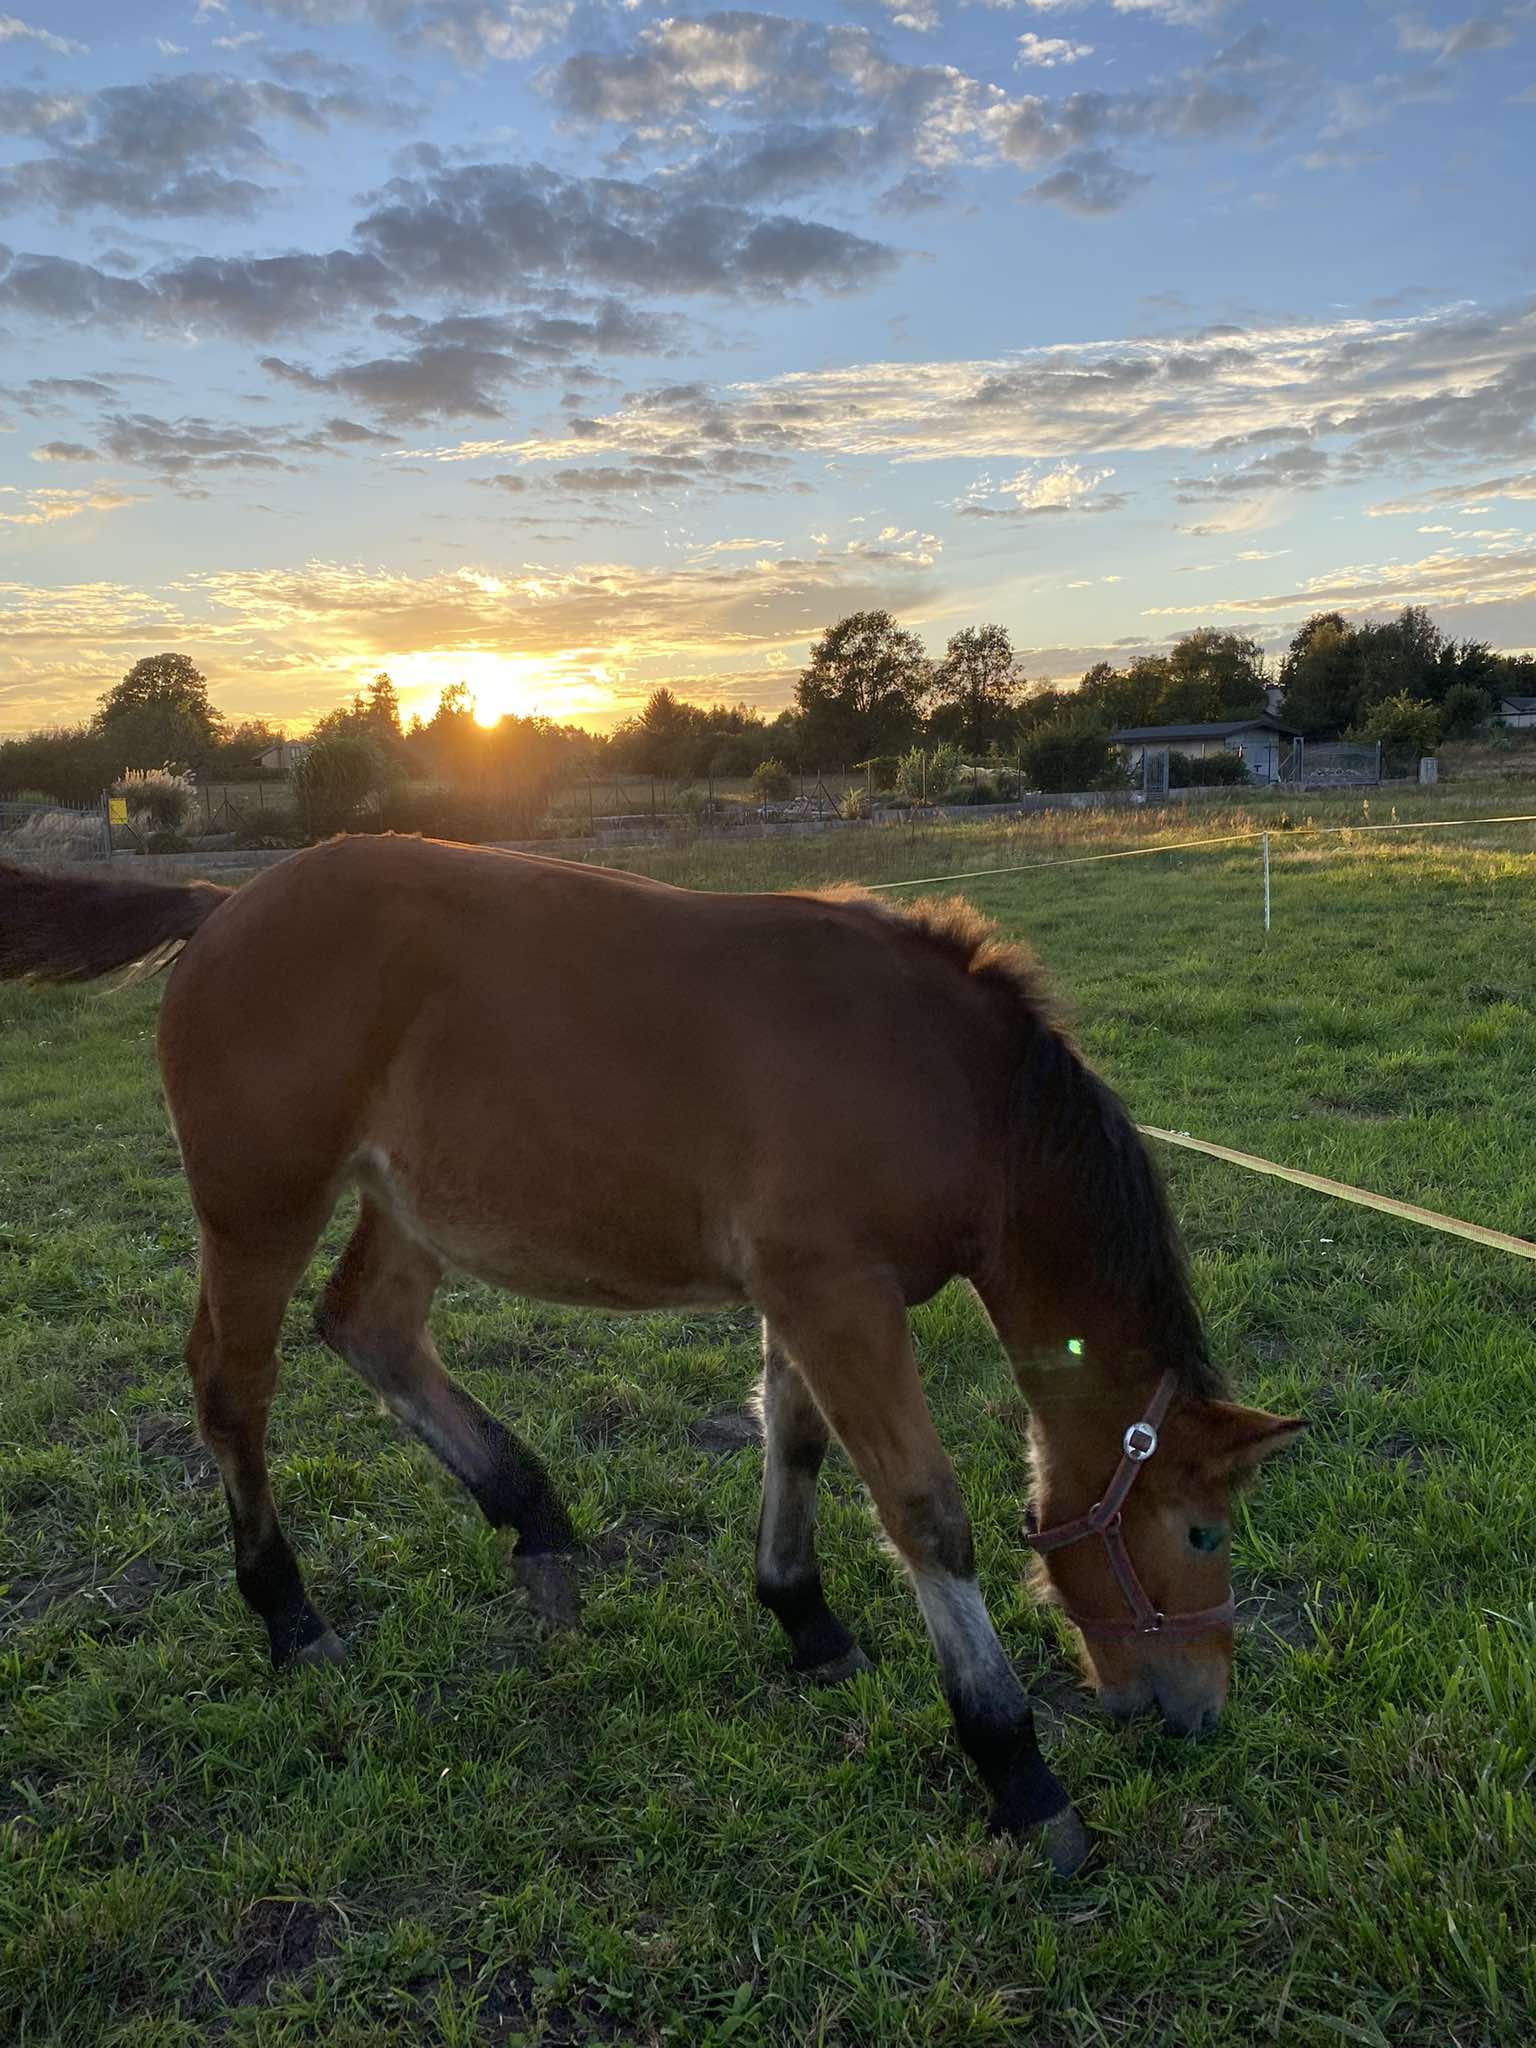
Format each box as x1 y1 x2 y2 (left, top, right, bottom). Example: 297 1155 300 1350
755 1274 1090 1876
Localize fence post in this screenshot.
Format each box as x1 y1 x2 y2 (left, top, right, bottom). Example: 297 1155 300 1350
100 790 113 863
1263 831 1271 933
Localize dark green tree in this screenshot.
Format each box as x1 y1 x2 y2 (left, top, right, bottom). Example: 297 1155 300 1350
930 624 1021 752
795 611 931 765
94 652 221 773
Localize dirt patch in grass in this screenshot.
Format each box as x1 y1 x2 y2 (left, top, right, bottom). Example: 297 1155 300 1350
1234 1575 1331 1651
591 1512 708 1582
197 1899 342 2014
133 1411 218 1488
688 1405 761 1456
473 1964 628 2045
1371 1432 1453 1477
0 1554 164 1635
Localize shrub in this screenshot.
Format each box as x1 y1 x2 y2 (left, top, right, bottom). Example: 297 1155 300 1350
1167 748 1251 788
118 773 193 831
1021 717 1115 794
895 744 961 804
143 829 190 853
750 758 793 804
294 734 380 834
1349 691 1441 753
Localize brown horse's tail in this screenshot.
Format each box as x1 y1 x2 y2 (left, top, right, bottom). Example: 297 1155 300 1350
0 860 230 984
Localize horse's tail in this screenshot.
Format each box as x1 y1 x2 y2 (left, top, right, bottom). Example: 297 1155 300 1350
0 860 230 984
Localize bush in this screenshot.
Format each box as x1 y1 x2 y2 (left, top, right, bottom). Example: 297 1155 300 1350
1021 717 1115 794
1440 683 1491 740
750 758 793 804
294 734 381 834
1349 691 1441 753
118 773 192 831
895 744 961 804
143 829 190 853
1167 748 1251 788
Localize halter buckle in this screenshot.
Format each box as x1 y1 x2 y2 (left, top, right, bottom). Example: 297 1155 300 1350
1123 1418 1159 1462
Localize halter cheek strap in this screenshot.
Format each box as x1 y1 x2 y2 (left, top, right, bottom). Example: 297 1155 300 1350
1025 1370 1237 1642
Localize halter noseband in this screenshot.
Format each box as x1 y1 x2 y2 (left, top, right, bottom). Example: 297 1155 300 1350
1025 1370 1237 1641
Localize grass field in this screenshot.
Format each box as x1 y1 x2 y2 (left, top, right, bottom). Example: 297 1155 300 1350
4 794 1536 2045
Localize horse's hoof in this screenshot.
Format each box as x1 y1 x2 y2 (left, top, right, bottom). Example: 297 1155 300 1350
292 1628 349 1669
1035 1804 1093 1879
799 1643 873 1686
509 1552 583 1630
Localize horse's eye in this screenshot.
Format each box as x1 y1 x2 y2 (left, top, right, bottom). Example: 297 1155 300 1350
1188 1525 1225 1553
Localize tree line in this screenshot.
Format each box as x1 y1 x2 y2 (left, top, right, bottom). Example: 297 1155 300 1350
3 606 1532 816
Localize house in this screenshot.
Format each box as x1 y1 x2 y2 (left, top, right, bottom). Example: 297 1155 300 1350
1498 695 1536 730
258 738 313 774
1108 714 1302 787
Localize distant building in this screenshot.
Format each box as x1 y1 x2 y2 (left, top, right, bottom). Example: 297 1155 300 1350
258 738 313 774
1498 695 1536 730
1109 714 1302 786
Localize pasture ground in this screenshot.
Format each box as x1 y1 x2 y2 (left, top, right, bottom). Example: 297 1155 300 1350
3 790 1535 2045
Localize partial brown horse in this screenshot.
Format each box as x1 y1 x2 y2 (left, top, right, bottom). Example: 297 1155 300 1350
1 836 1303 1873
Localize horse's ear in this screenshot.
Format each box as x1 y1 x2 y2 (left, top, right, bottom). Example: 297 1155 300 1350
1194 1403 1308 1486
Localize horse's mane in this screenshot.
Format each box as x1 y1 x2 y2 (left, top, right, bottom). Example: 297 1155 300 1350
826 888 1224 1401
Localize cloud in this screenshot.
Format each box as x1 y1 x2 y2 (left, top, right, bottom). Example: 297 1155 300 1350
1393 12 1516 61
1368 472 1536 514
958 460 1125 516
0 484 145 526
1022 147 1150 211
355 158 899 300
0 72 398 222
419 301 1535 489
88 409 403 488
547 13 1267 216
252 2 576 65
1143 539 1536 618
1016 34 1094 67
0 14 86 55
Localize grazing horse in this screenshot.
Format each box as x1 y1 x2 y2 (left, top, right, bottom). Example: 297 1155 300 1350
0 836 1304 1874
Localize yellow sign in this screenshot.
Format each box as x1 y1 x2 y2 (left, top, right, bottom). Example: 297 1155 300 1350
107 797 128 825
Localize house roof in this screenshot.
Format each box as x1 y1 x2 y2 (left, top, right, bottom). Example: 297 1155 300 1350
1108 715 1301 743
1499 695 1536 712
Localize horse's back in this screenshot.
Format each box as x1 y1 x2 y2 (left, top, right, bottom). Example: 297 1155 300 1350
159 836 1010 1303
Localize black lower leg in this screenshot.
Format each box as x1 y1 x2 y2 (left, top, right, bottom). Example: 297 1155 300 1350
230 1506 336 1670
754 1398 864 1673
454 1400 575 1557
947 1694 1070 1833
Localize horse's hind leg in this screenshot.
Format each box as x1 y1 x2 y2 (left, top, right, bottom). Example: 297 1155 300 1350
755 1325 870 1680
190 1226 345 1671
315 1198 579 1626
759 1273 1088 1876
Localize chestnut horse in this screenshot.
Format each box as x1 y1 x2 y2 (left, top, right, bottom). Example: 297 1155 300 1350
0 836 1303 1874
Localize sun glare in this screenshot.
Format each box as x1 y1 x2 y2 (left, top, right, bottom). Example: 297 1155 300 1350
387 652 617 729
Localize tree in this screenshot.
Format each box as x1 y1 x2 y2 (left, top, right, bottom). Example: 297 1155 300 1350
94 652 221 774
1160 629 1267 722
1440 682 1491 739
0 724 118 805
1279 613 1361 735
312 672 405 759
1076 657 1170 731
795 611 931 764
930 624 1021 752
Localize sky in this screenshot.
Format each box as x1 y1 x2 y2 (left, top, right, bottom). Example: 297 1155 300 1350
1 2 1533 735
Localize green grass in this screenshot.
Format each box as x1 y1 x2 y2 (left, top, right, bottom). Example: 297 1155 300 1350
4 796 1536 2045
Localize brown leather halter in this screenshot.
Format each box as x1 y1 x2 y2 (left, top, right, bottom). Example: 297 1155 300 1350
1025 1371 1237 1641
